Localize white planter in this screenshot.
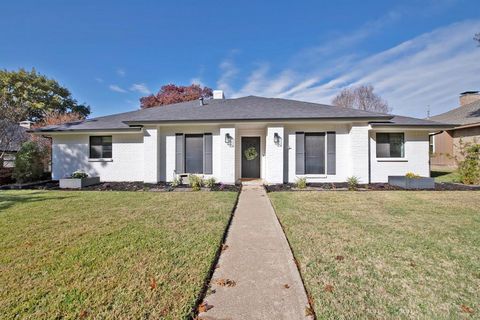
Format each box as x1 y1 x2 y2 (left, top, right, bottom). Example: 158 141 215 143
59 177 100 189
388 176 435 189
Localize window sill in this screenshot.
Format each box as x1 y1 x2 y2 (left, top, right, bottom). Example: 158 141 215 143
299 174 328 178
88 158 113 162
376 158 408 162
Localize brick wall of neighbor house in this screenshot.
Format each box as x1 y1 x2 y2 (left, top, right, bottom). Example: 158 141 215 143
52 133 144 181
369 130 430 183
431 130 455 168
452 125 480 162
285 123 354 184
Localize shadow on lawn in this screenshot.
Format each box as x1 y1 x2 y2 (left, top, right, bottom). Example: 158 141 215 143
0 191 73 212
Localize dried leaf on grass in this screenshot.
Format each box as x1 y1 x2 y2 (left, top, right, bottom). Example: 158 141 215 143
284 284 290 289
214 278 236 287
335 255 344 261
149 277 157 290
79 310 89 319
461 304 474 314
198 302 214 313
324 284 334 292
305 305 315 316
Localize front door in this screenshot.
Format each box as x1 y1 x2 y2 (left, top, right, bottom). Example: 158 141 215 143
241 137 261 178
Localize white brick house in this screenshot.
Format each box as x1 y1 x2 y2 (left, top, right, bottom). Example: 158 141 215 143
33 93 451 184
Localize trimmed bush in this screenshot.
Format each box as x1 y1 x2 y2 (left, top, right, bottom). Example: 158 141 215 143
295 177 307 189
457 143 480 185
13 141 45 183
346 176 359 191
205 177 216 189
171 176 182 188
188 174 203 191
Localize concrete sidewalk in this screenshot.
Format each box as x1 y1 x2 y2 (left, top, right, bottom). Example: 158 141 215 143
199 185 313 320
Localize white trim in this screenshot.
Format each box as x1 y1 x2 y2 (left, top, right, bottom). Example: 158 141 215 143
376 158 408 162
88 158 113 162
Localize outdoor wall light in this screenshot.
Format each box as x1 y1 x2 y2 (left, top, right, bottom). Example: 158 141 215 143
225 133 233 145
274 132 281 146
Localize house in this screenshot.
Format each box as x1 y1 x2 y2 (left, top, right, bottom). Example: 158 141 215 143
430 91 480 169
0 121 31 168
32 92 451 184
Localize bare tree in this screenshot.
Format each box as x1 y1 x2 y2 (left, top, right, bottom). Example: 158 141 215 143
332 84 390 113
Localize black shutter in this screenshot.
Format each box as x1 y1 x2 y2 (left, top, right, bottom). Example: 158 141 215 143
295 132 305 175
203 133 212 174
175 133 184 174
327 131 336 175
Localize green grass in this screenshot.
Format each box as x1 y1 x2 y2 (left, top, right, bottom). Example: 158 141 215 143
431 170 460 183
0 190 237 319
270 191 480 319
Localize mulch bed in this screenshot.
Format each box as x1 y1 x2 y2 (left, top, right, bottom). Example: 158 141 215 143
265 182 480 192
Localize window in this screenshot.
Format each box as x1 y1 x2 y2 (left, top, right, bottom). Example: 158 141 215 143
305 133 325 174
185 134 203 173
89 136 112 159
376 133 404 158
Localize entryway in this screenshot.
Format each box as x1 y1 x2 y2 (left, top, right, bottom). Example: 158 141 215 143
241 137 261 179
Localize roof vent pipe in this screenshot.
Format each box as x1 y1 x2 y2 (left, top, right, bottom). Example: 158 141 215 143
199 97 204 106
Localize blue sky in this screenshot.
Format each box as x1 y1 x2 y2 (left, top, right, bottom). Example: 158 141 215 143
1 0 479 118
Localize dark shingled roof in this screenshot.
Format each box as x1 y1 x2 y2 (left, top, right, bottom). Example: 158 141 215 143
429 100 480 126
370 115 452 128
0 121 29 152
32 95 451 132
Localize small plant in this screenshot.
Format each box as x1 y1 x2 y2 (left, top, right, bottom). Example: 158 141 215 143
346 176 359 191
205 177 217 189
457 141 480 185
188 174 203 191
405 172 420 179
295 177 307 189
71 170 88 179
171 176 182 188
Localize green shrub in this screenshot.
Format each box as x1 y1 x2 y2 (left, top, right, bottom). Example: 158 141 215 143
171 176 182 188
405 172 420 179
205 177 216 189
295 177 307 189
71 170 88 179
346 176 359 191
13 141 45 183
457 142 480 185
188 174 203 191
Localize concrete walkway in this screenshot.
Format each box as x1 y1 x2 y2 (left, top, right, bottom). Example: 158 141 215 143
199 185 313 320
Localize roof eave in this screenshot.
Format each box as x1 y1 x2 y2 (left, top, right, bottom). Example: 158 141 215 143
28 127 143 134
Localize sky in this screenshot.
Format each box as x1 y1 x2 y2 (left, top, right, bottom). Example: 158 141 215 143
1 0 479 118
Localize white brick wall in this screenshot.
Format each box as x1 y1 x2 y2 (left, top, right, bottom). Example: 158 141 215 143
52 133 144 181
349 124 370 183
219 127 236 184
143 127 159 183
265 127 284 184
370 130 430 182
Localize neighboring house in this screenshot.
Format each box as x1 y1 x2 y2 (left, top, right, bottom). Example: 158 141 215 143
0 121 31 168
32 92 450 184
430 91 480 169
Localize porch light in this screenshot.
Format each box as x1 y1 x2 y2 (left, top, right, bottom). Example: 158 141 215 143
225 133 233 145
274 132 281 146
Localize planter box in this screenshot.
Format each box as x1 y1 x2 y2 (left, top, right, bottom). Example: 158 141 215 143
388 176 435 189
60 177 100 189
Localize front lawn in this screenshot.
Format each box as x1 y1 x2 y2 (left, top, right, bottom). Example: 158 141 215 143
270 191 480 319
0 190 237 319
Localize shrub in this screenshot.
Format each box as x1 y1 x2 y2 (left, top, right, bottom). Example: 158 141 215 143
71 170 88 179
346 176 359 191
457 142 480 185
171 176 182 188
12 141 46 183
205 177 216 189
188 174 203 191
405 172 420 179
295 177 307 189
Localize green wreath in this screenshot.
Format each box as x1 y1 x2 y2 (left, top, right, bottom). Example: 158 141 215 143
244 146 258 161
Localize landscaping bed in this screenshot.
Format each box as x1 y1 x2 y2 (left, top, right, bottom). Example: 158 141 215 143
0 190 238 319
270 191 480 318
265 182 480 192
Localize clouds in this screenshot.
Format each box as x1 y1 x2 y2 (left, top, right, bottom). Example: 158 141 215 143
109 84 127 93
130 83 151 95
218 20 480 117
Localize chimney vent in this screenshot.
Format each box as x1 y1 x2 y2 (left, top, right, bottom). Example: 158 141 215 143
459 91 480 107
213 90 225 99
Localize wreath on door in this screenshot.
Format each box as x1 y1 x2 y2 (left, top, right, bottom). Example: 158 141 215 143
244 146 258 161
